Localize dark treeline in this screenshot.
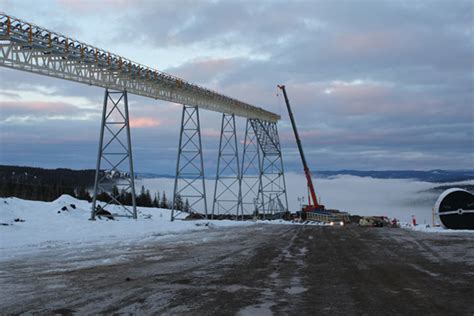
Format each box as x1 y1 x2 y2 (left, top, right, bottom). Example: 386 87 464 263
0 165 182 210
0 165 98 201
0 181 89 202
0 165 98 188
97 185 189 211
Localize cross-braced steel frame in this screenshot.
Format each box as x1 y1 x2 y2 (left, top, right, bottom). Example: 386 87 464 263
239 119 264 218
90 89 137 219
0 13 293 224
171 105 208 221
250 119 289 217
212 114 241 218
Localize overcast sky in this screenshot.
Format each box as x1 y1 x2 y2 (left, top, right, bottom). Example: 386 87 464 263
0 0 472 173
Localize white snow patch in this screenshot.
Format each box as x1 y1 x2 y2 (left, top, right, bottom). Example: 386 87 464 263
0 195 256 261
238 303 274 316
284 286 307 295
401 223 474 234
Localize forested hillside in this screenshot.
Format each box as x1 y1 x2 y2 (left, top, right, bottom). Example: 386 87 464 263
0 165 183 210
0 165 98 201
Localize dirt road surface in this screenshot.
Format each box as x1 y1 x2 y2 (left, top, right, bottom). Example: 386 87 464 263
1 224 473 315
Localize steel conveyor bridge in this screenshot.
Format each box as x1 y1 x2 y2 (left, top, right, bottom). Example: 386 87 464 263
0 13 288 221
0 13 278 122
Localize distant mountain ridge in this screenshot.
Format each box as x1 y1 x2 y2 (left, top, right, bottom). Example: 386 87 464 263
313 170 474 183
137 169 474 183
1 165 473 183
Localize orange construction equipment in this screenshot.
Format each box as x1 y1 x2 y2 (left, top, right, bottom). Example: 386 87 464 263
278 85 324 213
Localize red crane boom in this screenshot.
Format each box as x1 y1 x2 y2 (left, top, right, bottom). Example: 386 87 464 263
278 85 324 212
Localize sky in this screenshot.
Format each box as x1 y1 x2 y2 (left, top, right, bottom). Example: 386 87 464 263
0 0 473 174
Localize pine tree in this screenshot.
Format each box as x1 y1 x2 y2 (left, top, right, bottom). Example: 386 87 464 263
152 191 160 208
76 186 92 201
145 189 152 207
174 193 184 210
136 185 146 206
125 191 132 206
184 198 190 212
160 191 168 209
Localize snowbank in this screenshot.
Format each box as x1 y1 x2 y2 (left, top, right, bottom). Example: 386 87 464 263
0 195 256 261
401 222 474 234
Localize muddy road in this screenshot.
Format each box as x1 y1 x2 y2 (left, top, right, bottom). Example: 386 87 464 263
1 224 473 315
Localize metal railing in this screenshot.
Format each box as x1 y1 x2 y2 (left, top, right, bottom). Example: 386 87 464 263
306 211 349 224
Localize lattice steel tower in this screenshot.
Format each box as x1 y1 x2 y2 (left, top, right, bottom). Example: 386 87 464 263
90 89 137 219
171 105 208 221
212 114 241 218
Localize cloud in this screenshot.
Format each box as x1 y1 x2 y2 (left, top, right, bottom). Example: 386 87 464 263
0 100 99 125
166 57 237 87
1 100 78 114
130 117 161 128
56 0 134 12
0 0 472 172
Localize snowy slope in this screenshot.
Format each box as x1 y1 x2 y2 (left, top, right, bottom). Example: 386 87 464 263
0 195 255 261
2 192 472 263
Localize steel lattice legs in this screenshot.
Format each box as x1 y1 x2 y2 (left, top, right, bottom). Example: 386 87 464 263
249 119 288 217
239 118 264 218
212 114 241 218
171 105 208 221
90 89 137 220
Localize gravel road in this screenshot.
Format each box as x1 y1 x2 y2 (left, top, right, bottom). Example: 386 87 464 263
1 224 473 315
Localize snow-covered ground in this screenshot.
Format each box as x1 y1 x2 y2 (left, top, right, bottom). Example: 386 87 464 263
402 223 474 234
0 195 256 262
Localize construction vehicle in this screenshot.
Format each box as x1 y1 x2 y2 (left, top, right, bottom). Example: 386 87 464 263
277 85 349 224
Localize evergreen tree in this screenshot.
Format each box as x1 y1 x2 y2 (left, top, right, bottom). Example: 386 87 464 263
124 191 133 206
119 188 127 205
160 191 168 209
184 198 190 212
137 185 147 206
145 189 152 207
76 186 92 201
174 193 184 210
152 191 160 208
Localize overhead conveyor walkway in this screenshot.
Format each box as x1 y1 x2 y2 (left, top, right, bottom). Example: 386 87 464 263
0 13 279 122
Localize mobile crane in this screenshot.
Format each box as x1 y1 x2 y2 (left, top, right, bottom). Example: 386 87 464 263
278 85 349 224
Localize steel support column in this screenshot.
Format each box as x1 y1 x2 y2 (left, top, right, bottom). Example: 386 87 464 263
90 89 137 219
250 119 288 217
171 105 208 221
212 114 241 218
239 118 264 218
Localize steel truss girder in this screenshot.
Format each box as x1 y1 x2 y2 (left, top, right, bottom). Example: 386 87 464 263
91 89 137 219
239 119 264 217
0 13 279 122
249 119 289 216
212 114 241 218
171 105 208 221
